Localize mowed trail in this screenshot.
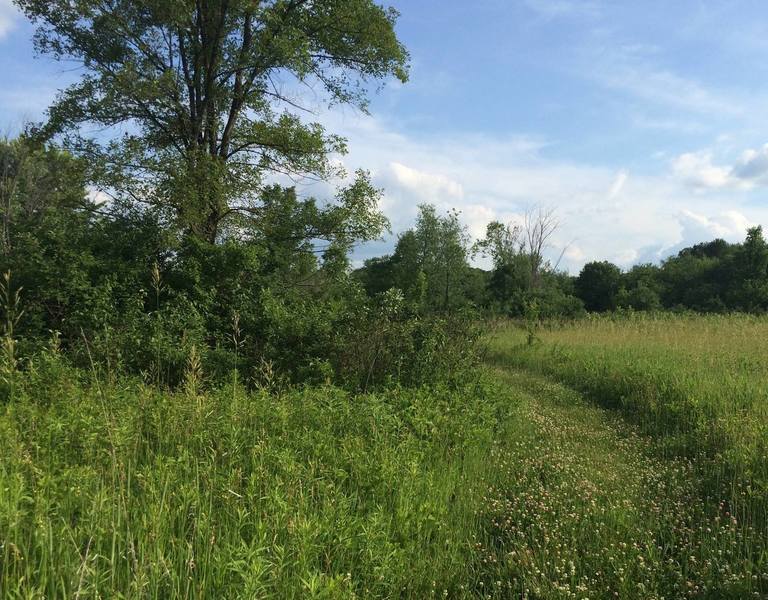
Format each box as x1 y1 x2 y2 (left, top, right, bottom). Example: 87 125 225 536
474 367 761 599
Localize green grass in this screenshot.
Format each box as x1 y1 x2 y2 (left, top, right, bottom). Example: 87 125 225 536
488 313 768 596
5 314 768 598
476 368 767 598
490 313 768 458
0 354 520 599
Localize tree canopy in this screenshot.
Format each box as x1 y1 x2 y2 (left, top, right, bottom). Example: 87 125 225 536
15 0 409 243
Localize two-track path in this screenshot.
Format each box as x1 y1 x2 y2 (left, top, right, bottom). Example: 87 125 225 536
473 366 761 599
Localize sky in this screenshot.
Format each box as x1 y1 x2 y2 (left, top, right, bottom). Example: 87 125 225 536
3 0 768 272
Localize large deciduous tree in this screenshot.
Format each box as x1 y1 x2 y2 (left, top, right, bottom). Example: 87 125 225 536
15 0 409 243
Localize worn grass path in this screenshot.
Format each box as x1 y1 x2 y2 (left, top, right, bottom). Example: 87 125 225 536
475 366 763 599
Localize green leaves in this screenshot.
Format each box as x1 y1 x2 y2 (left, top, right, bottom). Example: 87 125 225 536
15 0 409 243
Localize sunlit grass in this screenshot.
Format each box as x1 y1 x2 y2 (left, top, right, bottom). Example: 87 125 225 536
476 369 768 598
487 313 768 597
5 315 768 598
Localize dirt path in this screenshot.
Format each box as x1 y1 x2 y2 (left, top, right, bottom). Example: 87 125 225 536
473 367 760 599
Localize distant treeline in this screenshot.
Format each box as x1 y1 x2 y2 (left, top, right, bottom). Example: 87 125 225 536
355 206 768 317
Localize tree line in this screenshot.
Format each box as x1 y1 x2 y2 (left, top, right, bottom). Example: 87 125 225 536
4 121 767 393
355 207 768 318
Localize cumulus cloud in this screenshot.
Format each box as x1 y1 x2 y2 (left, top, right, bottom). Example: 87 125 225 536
677 209 752 241
634 209 753 265
671 143 768 191
87 188 111 206
564 244 586 262
0 0 19 39
733 145 768 182
387 162 464 202
671 151 733 189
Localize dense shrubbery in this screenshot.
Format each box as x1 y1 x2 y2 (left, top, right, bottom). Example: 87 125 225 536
0 138 486 392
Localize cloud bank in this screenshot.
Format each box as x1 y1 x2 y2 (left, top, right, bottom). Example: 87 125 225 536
319 111 764 273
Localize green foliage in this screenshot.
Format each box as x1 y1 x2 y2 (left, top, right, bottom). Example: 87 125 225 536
16 0 409 244
1 136 461 390
617 263 663 311
575 260 622 312
487 254 532 305
473 220 522 269
355 204 477 313
402 205 473 312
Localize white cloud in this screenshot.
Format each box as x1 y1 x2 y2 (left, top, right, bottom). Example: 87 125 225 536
0 0 19 39
678 209 752 241
388 162 464 201
564 244 586 262
671 151 733 189
671 143 768 191
87 188 111 206
308 110 768 273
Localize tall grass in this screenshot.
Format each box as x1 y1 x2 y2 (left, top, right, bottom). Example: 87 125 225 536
6 313 768 598
0 351 517 598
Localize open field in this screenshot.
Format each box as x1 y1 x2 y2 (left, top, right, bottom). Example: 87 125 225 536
4 315 768 598
489 314 768 479
489 313 768 597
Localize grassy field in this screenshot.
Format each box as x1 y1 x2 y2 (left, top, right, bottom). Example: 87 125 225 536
478 368 767 598
489 313 768 597
489 313 768 481
4 315 768 598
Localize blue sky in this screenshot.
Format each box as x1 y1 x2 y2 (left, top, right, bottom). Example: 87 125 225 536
3 0 768 272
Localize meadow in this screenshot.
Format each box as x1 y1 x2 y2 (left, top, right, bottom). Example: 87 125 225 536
0 350 511 598
489 313 768 597
489 313 768 484
3 314 768 598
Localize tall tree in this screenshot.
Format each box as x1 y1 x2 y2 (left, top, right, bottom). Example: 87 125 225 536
730 226 768 311
15 0 409 243
523 206 560 289
0 136 90 255
368 205 471 312
412 205 470 311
